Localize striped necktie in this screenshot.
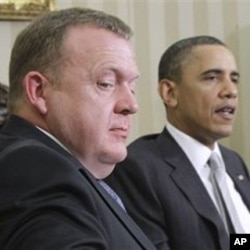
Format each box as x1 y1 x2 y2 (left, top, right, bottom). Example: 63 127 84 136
208 152 244 234
98 180 126 211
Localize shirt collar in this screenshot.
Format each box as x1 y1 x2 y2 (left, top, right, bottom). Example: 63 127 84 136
36 126 71 153
166 122 222 174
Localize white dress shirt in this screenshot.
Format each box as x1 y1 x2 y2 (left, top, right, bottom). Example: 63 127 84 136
166 122 250 233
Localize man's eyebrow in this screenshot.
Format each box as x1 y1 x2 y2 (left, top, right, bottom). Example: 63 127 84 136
130 74 140 81
201 68 240 78
201 69 224 76
107 67 140 79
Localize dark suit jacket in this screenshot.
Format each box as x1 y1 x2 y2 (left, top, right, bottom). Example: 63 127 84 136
106 128 250 250
0 115 156 250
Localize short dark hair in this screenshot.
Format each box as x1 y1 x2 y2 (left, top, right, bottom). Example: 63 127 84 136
9 7 133 112
158 35 226 82
0 83 9 129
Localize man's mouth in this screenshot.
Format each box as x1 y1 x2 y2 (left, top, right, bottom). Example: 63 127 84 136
109 127 128 139
215 105 235 119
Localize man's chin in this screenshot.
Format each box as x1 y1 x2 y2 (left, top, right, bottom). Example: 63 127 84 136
101 146 127 164
112 150 127 164
215 129 233 140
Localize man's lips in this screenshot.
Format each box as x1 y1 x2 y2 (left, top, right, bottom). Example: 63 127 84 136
109 127 128 138
215 105 236 120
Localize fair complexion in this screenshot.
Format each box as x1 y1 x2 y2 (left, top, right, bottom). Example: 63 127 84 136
159 45 239 149
23 25 139 178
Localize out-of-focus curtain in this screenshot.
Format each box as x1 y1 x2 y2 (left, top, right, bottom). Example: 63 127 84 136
1 0 250 166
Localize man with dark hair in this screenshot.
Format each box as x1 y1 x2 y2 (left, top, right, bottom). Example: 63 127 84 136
107 36 250 250
0 82 8 129
0 7 156 250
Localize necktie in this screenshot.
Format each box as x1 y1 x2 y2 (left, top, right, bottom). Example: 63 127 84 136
98 180 127 211
208 152 244 234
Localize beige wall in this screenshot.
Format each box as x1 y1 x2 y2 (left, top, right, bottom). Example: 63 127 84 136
1 0 250 165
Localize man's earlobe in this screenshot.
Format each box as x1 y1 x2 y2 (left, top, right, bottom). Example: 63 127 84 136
158 79 178 107
23 72 48 114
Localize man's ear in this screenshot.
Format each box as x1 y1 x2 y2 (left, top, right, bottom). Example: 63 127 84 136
23 71 49 114
158 79 178 107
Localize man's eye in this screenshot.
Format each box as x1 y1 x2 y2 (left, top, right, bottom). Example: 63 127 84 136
97 82 114 88
232 77 239 84
205 75 218 81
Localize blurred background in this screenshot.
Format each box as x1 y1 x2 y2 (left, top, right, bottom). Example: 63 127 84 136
1 0 250 166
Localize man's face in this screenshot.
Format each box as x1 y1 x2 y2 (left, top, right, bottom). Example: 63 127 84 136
45 26 139 177
171 45 239 147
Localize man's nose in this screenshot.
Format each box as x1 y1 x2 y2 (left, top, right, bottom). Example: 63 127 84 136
115 86 139 115
220 79 238 99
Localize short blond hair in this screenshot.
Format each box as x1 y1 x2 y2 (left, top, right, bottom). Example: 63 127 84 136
9 7 133 113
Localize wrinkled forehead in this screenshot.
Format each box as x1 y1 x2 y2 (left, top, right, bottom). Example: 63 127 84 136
63 25 133 54
63 25 137 68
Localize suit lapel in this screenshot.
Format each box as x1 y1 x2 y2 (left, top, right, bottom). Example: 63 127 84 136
221 146 250 210
156 129 228 237
79 167 155 249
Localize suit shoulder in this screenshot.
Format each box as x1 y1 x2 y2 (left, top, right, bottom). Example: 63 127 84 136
129 133 160 148
0 137 81 189
0 137 44 154
219 144 243 160
219 144 249 172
